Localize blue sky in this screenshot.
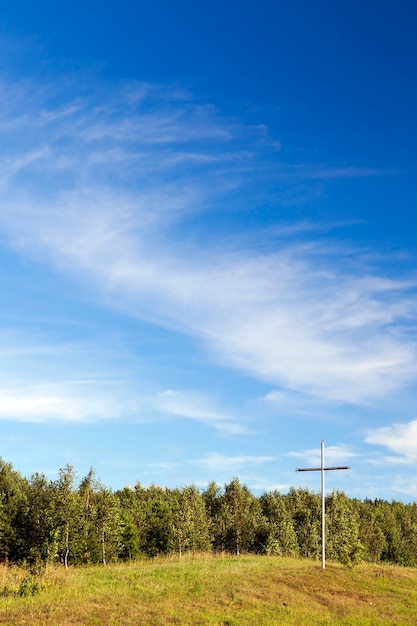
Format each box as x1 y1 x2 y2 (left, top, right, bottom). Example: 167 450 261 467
1 1 417 500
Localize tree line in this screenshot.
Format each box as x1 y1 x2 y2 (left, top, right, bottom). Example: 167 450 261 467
0 458 416 567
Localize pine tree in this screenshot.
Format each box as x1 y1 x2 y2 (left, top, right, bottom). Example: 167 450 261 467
141 486 174 556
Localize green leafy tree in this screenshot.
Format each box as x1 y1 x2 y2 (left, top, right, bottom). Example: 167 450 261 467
118 511 140 560
0 459 29 562
221 478 261 555
325 491 364 566
202 482 223 551
116 485 146 556
53 465 81 568
25 472 58 563
260 491 299 556
286 488 321 559
78 468 98 564
357 499 387 562
141 486 174 556
397 502 417 567
94 487 121 565
171 486 211 555
377 500 417 566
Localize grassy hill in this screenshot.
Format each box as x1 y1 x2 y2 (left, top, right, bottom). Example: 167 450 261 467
0 554 416 625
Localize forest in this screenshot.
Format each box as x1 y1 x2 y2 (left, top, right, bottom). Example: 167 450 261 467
0 458 416 568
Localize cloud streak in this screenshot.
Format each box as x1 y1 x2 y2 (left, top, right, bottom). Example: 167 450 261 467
192 452 276 471
155 390 246 434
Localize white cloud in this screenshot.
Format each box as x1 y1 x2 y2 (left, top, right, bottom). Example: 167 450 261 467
366 454 414 466
1 76 416 409
365 419 417 460
0 383 135 422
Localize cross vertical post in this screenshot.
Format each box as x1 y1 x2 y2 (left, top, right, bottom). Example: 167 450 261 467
296 439 350 569
321 439 325 569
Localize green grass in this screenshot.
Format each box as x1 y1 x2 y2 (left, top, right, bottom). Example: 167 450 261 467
0 555 417 624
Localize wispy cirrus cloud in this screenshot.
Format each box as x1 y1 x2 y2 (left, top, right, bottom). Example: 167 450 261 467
0 329 146 423
192 452 276 471
155 390 246 434
287 445 359 467
0 75 416 414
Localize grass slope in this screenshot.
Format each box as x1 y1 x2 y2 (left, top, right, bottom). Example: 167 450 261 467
0 555 416 625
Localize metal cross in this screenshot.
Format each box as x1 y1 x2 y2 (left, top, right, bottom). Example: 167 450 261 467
296 439 350 569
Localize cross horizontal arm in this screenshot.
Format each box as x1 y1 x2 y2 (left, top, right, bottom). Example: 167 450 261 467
296 466 350 472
